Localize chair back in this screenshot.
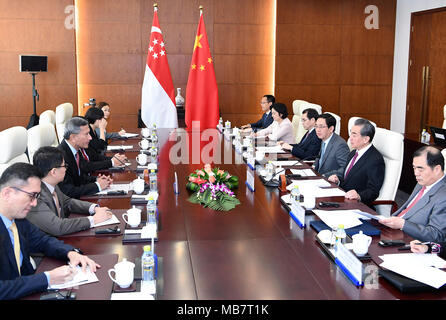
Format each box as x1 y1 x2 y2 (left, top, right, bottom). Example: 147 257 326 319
443 105 446 129
325 112 341 136
292 100 322 143
372 127 404 216
55 103 73 143
27 124 58 163
39 110 56 125
0 126 29 175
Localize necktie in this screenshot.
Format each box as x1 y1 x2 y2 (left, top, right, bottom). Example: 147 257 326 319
75 151 80 175
301 131 309 143
9 222 21 275
319 142 326 163
52 190 61 217
80 148 89 162
344 151 359 178
397 186 426 218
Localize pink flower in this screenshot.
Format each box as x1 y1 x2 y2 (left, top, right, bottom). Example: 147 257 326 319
197 170 205 176
204 164 212 174
217 169 225 175
209 175 216 183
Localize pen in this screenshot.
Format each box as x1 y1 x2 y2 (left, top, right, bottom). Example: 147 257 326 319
113 155 128 167
414 242 430 245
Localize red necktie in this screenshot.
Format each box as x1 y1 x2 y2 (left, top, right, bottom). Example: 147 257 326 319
344 151 359 178
80 148 89 162
398 186 426 218
75 151 80 175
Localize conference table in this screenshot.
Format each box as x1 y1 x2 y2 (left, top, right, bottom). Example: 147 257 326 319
29 128 446 300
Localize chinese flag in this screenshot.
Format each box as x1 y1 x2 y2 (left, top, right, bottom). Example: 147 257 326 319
185 10 219 130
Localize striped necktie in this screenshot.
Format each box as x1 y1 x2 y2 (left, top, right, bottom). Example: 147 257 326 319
397 186 426 218
9 222 21 275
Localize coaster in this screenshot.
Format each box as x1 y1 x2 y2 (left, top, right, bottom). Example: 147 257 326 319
113 281 137 293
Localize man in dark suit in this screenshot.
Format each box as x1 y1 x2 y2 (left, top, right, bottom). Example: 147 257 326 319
313 113 350 177
26 147 113 236
380 146 446 242
241 95 275 132
278 108 321 160
0 163 100 300
328 118 385 205
57 117 112 198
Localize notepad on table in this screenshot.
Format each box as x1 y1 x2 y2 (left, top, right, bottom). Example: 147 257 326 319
107 145 133 151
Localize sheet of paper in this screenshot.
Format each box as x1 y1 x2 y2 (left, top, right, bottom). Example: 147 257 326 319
107 145 134 151
49 265 99 290
121 133 139 138
353 210 385 221
315 188 346 197
379 253 446 269
286 179 331 190
380 261 446 289
93 214 120 228
256 146 286 154
290 169 317 177
281 194 292 205
313 209 364 229
96 183 132 195
271 160 301 167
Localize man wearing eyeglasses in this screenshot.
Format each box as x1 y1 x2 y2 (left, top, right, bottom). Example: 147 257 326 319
313 113 349 177
26 147 113 236
241 95 275 132
0 163 100 300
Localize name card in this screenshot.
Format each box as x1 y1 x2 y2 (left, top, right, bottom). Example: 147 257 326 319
246 166 255 192
290 202 305 229
141 223 157 239
334 242 363 286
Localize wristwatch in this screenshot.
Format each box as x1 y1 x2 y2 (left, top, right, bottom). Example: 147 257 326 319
72 248 84 255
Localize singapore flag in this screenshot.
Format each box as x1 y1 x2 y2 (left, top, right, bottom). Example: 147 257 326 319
141 6 178 128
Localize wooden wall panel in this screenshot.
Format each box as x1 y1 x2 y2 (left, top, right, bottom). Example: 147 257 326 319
0 0 77 130
276 0 396 139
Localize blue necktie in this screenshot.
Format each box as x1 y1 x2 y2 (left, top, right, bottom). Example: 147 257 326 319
319 142 326 164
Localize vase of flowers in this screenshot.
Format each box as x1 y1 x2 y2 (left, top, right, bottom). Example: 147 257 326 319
186 164 240 211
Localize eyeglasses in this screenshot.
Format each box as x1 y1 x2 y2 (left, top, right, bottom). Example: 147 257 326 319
314 125 328 129
11 187 40 200
260 101 269 105
301 118 309 122
56 164 69 169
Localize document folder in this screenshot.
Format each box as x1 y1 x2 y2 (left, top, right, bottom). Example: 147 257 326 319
379 269 446 293
310 219 381 236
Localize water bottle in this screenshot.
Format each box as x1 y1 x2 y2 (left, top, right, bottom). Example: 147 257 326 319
218 117 223 128
421 129 426 143
265 161 274 180
141 245 154 282
151 132 158 146
330 226 338 250
425 130 431 144
152 124 157 136
146 196 157 225
149 169 158 192
290 185 300 206
149 146 157 163
334 224 347 255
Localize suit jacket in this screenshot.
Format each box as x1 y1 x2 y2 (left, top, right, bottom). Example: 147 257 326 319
250 111 273 132
392 176 446 242
338 145 385 205
82 125 113 172
290 129 321 160
314 133 349 177
0 218 74 300
57 139 99 199
26 183 94 236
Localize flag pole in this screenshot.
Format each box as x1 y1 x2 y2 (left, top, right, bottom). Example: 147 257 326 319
153 3 158 11
199 5 203 14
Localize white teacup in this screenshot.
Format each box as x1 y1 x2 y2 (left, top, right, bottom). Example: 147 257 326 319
352 231 372 256
255 151 264 161
139 139 150 150
136 153 148 166
141 128 150 138
133 177 145 194
122 206 141 227
243 138 251 147
108 258 135 288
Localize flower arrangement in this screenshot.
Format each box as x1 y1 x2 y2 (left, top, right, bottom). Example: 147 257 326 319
186 164 240 211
